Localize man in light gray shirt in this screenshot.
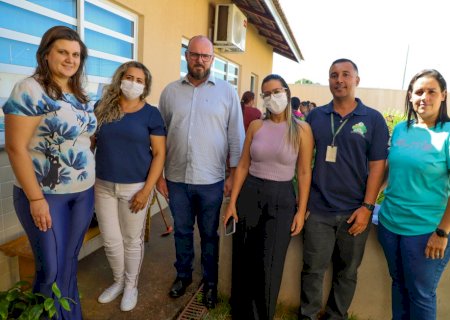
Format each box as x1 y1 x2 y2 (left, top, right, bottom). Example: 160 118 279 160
156 35 244 309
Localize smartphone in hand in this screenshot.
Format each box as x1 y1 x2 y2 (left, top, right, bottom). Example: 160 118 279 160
225 218 236 236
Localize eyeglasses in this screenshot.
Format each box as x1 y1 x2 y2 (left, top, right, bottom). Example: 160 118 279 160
260 87 287 100
187 51 213 62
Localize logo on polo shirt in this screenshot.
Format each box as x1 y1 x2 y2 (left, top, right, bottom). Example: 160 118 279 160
351 122 367 137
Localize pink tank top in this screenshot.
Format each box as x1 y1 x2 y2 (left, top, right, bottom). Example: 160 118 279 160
249 120 298 181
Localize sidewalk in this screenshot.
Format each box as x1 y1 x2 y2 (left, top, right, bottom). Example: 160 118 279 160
78 208 202 320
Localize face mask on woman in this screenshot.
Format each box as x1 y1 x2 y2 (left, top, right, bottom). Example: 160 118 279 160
263 92 288 115
120 80 145 100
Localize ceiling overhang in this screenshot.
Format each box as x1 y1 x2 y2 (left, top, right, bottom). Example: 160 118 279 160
232 0 303 63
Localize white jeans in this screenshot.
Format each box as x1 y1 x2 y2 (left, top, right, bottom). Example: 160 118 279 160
95 178 148 289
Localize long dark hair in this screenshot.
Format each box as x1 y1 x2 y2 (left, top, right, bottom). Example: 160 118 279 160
33 26 88 103
405 69 449 128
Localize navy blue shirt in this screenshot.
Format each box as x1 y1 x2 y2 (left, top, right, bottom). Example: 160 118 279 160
95 103 166 183
306 98 389 214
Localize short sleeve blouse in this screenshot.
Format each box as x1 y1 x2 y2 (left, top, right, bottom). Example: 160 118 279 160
3 77 97 194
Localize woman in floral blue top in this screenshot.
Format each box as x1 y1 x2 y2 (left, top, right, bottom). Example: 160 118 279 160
4 26 96 319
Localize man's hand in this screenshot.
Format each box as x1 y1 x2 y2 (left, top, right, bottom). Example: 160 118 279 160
224 175 233 197
347 206 372 236
156 176 169 200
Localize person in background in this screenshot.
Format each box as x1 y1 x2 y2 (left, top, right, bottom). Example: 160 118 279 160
291 96 305 120
300 58 389 320
93 61 166 312
4 26 96 319
156 35 245 309
378 69 450 320
300 101 312 117
225 74 314 320
309 101 317 109
241 91 262 131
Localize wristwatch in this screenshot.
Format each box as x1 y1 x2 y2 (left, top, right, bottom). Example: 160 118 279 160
435 228 449 238
361 202 375 211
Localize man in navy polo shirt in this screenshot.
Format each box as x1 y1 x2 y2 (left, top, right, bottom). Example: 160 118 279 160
300 59 389 320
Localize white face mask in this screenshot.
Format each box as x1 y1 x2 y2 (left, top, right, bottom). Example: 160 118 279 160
263 92 288 115
120 80 145 100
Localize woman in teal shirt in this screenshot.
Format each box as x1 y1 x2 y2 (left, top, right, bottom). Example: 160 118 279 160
379 69 450 320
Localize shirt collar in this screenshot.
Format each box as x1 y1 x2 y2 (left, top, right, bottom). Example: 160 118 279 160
324 98 367 116
181 73 216 87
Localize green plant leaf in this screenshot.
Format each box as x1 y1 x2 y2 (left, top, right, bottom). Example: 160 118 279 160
29 304 44 320
52 283 62 299
6 288 20 302
48 306 56 319
0 299 9 320
14 301 27 310
44 298 54 311
59 298 71 311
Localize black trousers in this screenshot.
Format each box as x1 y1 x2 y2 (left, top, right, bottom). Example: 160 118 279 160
231 175 296 320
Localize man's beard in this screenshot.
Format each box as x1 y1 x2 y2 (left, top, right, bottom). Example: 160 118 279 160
188 64 211 81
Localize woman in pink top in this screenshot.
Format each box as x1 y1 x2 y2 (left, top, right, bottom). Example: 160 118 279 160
224 74 314 320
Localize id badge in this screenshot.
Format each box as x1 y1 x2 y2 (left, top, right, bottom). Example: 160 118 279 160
326 145 337 163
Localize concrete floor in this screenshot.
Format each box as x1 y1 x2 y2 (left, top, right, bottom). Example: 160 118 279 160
78 209 202 320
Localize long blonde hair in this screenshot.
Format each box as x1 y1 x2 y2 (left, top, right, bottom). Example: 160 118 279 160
95 61 152 128
262 74 301 151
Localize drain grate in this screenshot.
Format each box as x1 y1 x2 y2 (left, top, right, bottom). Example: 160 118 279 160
177 284 208 320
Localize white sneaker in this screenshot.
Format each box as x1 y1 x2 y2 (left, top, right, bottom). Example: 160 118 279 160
120 287 138 312
98 282 124 304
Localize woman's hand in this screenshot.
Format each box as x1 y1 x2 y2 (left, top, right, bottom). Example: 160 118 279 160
129 189 151 213
30 199 52 232
291 211 305 236
425 232 448 259
223 202 238 227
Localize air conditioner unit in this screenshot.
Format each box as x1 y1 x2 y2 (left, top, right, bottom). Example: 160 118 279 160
213 4 247 52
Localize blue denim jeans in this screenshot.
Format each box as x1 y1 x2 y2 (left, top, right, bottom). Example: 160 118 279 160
378 222 450 320
301 211 370 320
166 180 224 287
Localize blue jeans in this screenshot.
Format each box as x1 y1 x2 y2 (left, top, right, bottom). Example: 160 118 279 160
378 222 450 320
301 212 370 320
13 186 94 320
166 180 224 287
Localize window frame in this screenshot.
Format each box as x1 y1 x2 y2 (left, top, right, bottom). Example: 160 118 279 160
0 0 138 83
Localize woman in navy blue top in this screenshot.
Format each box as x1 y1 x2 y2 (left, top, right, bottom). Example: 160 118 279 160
93 61 166 311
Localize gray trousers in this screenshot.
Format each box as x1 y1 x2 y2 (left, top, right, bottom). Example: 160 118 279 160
300 212 370 320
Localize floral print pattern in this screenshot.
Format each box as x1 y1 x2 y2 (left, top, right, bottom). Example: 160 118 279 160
3 77 97 194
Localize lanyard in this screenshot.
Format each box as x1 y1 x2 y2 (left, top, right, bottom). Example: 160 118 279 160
331 113 349 146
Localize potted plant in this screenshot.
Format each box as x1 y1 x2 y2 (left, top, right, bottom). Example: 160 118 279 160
0 281 72 320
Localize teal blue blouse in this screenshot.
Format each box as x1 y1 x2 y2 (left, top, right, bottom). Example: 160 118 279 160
380 121 450 235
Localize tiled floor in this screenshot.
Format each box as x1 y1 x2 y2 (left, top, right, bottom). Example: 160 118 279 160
78 209 202 320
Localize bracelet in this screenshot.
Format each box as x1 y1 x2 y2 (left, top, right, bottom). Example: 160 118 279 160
29 197 45 202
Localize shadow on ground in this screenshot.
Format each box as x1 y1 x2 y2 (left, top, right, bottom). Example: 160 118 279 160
78 208 202 320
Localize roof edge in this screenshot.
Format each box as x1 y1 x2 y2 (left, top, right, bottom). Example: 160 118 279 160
263 0 303 62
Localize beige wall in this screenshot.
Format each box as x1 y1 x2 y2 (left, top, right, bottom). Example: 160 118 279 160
113 0 273 105
289 84 406 114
